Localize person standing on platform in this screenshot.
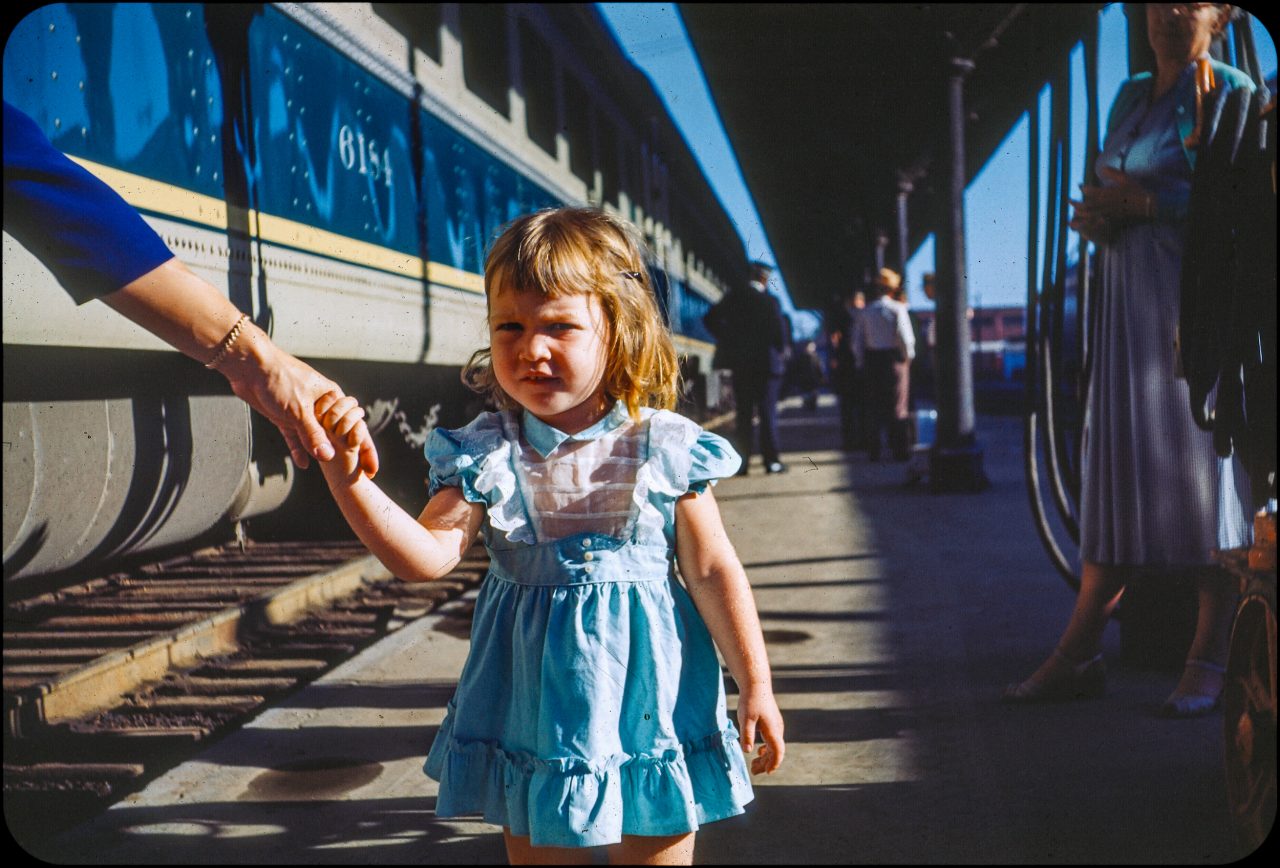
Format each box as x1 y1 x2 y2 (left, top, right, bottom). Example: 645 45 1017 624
895 279 925 452
1002 3 1255 716
3 100 378 476
853 267 915 462
827 286 867 451
704 261 791 474
792 339 825 413
916 272 939 403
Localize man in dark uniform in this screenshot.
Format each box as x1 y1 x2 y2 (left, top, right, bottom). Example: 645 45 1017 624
826 285 866 451
704 261 791 474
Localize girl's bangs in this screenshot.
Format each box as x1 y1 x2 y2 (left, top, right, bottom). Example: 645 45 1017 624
492 234 600 298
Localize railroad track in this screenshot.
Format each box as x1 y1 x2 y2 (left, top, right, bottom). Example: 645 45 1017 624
3 536 487 849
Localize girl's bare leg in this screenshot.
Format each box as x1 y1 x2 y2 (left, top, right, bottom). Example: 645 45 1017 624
503 829 596 866
606 833 695 866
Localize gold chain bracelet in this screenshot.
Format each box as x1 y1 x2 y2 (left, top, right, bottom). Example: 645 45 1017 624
205 313 250 370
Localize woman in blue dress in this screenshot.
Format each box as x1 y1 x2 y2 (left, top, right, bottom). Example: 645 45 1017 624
1004 4 1254 716
312 207 785 864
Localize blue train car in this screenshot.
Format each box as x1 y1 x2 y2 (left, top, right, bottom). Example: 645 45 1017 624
3 3 746 587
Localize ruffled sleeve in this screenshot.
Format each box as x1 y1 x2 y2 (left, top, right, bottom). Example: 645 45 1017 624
425 429 480 502
423 411 534 543
644 410 742 498
687 428 741 493
424 412 507 502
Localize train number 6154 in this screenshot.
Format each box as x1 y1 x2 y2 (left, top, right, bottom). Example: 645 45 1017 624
338 124 393 188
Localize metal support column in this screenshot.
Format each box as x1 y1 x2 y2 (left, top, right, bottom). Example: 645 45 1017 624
930 56 988 492
874 228 889 273
895 175 912 274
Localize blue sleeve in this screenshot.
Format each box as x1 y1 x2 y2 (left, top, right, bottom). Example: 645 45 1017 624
3 101 174 304
424 426 484 502
1104 76 1150 142
687 429 742 494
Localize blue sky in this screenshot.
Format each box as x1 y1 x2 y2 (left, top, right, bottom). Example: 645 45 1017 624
599 4 1276 313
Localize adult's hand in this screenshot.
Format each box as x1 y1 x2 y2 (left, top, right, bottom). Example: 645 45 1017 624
221 335 379 475
1070 167 1155 242
102 258 379 475
1068 205 1111 243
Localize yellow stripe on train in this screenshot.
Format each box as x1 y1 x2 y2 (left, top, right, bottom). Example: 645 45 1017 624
66 155 485 294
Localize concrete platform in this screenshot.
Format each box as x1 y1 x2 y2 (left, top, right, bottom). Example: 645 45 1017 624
31 398 1256 863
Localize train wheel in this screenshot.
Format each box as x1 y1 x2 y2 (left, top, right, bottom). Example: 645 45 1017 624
1222 570 1277 854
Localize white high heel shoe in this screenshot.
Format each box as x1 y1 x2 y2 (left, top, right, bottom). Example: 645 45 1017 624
1159 659 1226 718
1002 649 1107 703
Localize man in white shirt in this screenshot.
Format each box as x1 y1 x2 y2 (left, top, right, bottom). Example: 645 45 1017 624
852 268 915 461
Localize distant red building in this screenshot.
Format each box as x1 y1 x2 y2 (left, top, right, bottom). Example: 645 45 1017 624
910 305 1026 381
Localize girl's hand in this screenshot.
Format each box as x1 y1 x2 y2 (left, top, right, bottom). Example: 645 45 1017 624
228 343 379 478
314 391 371 482
737 682 786 775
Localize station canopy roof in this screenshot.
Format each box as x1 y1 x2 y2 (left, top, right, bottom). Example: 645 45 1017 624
678 3 1105 308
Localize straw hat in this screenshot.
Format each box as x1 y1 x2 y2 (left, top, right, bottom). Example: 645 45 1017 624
874 267 902 292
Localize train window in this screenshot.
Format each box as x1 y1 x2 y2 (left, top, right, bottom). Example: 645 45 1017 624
564 74 593 184
518 19 557 157
622 142 641 206
460 4 510 117
599 118 619 205
373 3 442 64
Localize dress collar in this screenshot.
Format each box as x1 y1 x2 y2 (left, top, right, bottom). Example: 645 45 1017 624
521 401 630 458
1142 59 1199 104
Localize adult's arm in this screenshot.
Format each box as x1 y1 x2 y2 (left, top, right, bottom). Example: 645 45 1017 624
851 310 867 369
769 294 791 351
4 101 377 474
896 305 916 361
4 101 173 301
104 259 378 474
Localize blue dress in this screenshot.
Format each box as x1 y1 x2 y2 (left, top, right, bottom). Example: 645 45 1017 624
1080 62 1252 566
422 402 753 847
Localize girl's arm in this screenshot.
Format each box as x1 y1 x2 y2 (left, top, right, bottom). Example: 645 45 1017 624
316 393 484 582
675 489 785 775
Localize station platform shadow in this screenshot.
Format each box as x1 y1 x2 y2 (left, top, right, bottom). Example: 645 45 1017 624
31 393 1260 864
695 393 1253 863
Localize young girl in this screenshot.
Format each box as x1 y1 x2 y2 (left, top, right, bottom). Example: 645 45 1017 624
313 207 784 865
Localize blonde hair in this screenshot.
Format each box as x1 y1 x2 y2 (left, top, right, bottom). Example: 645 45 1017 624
462 207 681 418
